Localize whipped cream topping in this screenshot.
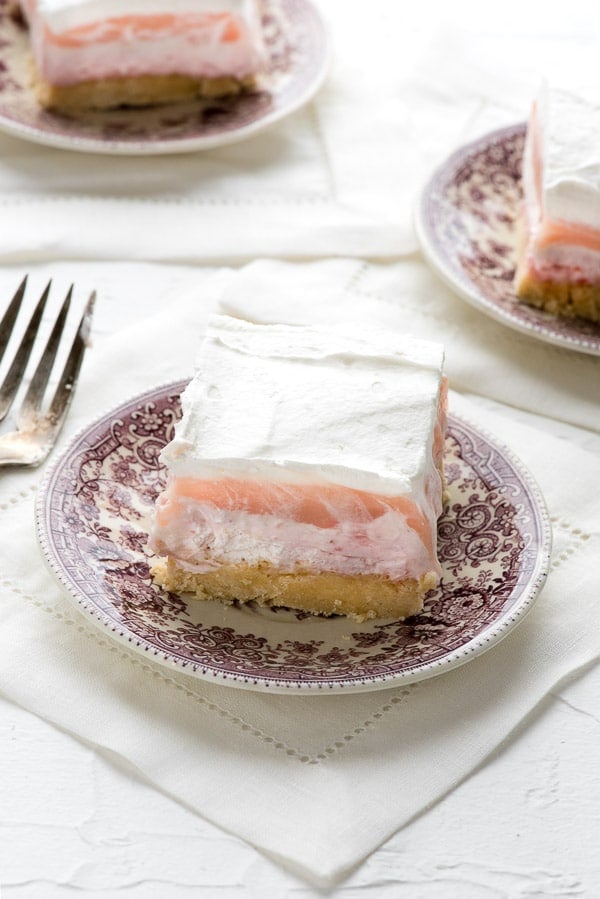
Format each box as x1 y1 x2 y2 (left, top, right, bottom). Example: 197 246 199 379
536 83 600 230
162 316 446 499
35 0 252 33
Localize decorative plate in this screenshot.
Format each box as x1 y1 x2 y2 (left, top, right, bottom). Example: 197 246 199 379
415 123 600 356
0 0 329 154
37 381 551 694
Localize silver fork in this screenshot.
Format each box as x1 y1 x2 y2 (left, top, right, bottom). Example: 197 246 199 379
0 277 95 467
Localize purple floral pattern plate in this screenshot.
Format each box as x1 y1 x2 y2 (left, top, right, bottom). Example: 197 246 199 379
36 381 551 694
0 0 329 154
416 124 600 356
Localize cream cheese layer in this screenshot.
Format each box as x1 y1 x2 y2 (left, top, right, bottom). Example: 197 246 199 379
22 0 264 84
151 500 439 582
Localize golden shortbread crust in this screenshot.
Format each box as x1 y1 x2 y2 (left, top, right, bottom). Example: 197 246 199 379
515 266 600 323
151 557 438 622
515 215 600 323
33 70 256 112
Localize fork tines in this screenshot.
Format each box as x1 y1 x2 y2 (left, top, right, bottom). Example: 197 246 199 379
0 277 95 459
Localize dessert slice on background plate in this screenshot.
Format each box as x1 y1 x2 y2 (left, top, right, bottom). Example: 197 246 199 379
516 83 600 323
19 0 266 111
150 315 448 622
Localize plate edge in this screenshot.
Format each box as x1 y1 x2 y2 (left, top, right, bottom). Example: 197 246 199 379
414 122 600 357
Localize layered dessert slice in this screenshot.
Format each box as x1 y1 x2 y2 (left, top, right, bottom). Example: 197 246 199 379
515 84 600 322
149 316 447 622
19 0 266 111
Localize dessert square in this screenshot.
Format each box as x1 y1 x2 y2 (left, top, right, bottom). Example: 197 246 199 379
150 316 447 622
19 0 266 111
515 84 600 323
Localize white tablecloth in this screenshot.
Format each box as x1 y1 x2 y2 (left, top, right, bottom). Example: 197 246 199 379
0 261 599 891
1 0 599 894
1 1 597 263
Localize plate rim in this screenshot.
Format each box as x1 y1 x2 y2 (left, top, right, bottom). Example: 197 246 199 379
415 122 600 357
36 379 552 695
0 0 331 156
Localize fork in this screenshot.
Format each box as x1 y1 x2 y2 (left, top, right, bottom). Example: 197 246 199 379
0 277 95 467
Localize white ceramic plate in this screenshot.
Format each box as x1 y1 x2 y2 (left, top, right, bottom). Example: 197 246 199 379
0 0 330 154
415 123 600 356
36 381 551 694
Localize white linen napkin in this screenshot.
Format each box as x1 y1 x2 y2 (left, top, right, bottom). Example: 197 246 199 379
1 1 597 262
0 267 598 886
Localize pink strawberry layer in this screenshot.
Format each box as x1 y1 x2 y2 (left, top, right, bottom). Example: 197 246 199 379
21 4 264 85
151 475 443 582
151 377 447 584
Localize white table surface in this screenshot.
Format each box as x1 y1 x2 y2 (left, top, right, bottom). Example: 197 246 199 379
1 262 599 898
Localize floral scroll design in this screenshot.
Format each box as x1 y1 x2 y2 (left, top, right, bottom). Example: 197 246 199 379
428 127 524 310
40 382 547 688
